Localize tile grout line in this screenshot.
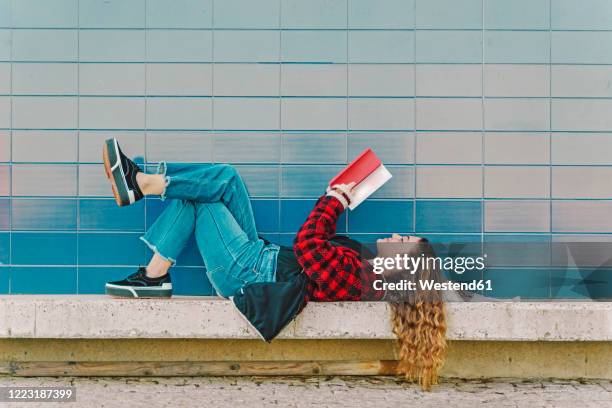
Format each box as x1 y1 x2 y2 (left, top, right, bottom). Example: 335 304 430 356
481 0 486 283
278 0 282 238
75 0 80 293
7 1 12 293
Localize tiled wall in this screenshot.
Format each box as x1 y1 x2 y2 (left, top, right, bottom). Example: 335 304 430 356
1 0 611 298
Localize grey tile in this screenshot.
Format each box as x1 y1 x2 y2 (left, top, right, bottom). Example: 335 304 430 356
214 133 280 163
80 97 145 130
147 64 212 96
78 164 111 197
485 200 550 232
416 64 481 97
371 165 414 199
281 165 343 197
552 133 612 165
146 98 211 130
12 164 77 196
0 132 9 162
235 165 279 197
348 64 414 97
215 64 278 96
148 0 213 28
282 98 347 130
79 63 145 95
552 99 612 131
282 64 345 97
0 165 8 195
416 165 482 198
146 131 212 163
0 97 9 128
416 98 482 130
213 0 277 29
485 132 550 165
214 98 279 130
12 131 77 163
485 98 550 131
553 201 612 233
282 133 346 164
484 64 550 97
13 63 78 95
552 166 612 199
416 132 482 164
349 98 414 130
13 96 77 129
552 66 612 97
348 132 414 165
0 63 9 94
79 131 145 163
79 0 145 28
484 166 550 198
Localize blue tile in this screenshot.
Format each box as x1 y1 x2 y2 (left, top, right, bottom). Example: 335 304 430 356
418 233 483 259
12 198 77 230
280 199 347 233
12 29 78 62
79 30 145 62
282 0 347 29
11 266 77 294
484 268 550 299
416 0 482 29
146 30 212 62
77 266 133 294
552 0 612 30
348 0 415 29
78 232 146 265
551 267 612 300
0 198 8 230
12 0 78 28
145 235 204 267
172 266 215 295
484 0 549 29
214 0 278 29
552 32 612 64
145 198 168 228
277 233 295 246
346 233 396 244
147 0 212 28
0 232 8 264
80 199 145 231
0 0 10 27
484 31 550 64
0 29 9 60
416 200 482 233
252 199 279 233
282 31 347 63
416 31 482 63
79 0 145 28
12 232 77 265
214 30 279 62
348 200 413 233
349 31 414 63
0 266 8 293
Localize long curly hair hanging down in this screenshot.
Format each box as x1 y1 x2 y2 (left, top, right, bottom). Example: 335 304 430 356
380 240 448 391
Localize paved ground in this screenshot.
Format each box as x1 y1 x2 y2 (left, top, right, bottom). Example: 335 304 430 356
0 376 610 408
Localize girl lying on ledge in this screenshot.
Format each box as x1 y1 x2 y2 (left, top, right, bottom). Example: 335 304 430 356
102 138 447 390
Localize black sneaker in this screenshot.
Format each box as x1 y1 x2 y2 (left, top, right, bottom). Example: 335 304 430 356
105 267 172 298
103 138 144 206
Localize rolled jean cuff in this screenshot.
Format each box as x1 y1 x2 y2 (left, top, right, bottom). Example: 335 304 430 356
157 161 171 201
139 236 177 265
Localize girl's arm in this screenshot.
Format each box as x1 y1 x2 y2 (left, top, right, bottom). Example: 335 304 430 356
293 195 364 301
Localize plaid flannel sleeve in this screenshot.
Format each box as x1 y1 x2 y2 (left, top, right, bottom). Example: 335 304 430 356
293 195 363 301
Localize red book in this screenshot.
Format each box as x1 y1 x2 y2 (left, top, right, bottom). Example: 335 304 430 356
329 148 392 210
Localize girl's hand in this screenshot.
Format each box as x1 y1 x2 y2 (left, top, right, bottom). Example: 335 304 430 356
326 182 356 209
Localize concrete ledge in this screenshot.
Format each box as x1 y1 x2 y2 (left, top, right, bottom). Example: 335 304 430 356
0 296 610 341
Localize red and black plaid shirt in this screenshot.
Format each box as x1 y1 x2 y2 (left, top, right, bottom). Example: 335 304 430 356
293 195 384 302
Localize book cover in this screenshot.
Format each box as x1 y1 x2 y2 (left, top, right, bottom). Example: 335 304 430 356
329 148 392 210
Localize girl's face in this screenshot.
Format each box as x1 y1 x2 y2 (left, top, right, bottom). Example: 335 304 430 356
377 233 424 244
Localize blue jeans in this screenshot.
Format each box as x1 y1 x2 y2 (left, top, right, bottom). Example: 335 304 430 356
140 163 279 298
